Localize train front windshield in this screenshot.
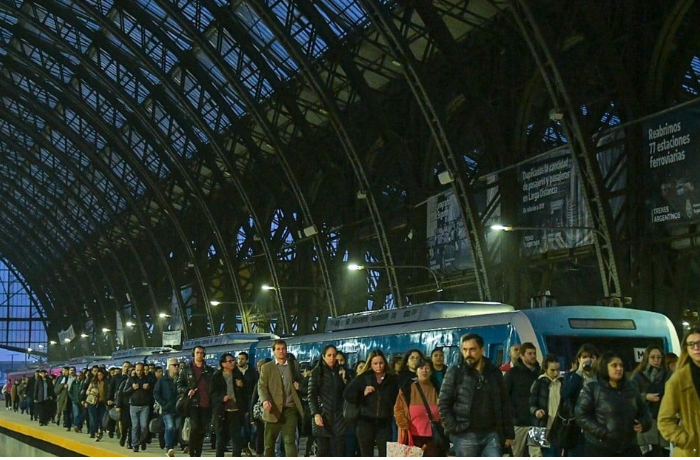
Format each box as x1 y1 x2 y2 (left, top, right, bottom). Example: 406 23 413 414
544 335 667 371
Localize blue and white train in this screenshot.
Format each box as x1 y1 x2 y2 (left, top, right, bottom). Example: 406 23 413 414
8 302 681 379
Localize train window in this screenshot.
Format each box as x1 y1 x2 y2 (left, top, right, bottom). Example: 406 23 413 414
488 344 504 367
568 319 636 330
544 335 664 371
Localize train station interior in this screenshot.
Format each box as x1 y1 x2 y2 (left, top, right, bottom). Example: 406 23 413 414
0 0 698 374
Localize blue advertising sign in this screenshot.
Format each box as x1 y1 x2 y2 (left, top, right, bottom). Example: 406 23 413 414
643 106 700 232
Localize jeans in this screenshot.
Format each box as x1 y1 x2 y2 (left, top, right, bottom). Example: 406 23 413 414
130 404 150 448
451 430 502 457
162 413 179 450
71 401 84 429
88 402 106 435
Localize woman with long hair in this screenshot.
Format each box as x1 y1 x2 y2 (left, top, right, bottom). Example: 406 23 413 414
631 345 669 456
575 351 652 456
529 354 564 457
658 325 700 457
398 349 425 386
343 349 398 457
87 369 108 441
394 358 446 456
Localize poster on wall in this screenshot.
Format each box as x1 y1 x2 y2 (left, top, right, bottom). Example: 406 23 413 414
643 106 700 233
516 148 593 255
426 189 474 273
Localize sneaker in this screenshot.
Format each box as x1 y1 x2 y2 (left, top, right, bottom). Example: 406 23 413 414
133 447 140 453
167 449 175 457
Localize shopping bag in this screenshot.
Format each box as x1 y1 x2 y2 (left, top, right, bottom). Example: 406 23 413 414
181 417 191 442
387 441 424 457
527 425 550 448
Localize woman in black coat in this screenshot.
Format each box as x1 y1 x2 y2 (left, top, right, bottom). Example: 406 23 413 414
574 351 652 457
529 354 564 456
308 345 349 457
343 349 398 457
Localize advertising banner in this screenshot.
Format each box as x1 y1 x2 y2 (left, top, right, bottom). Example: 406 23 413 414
162 330 182 347
516 148 593 255
427 189 474 273
643 106 700 232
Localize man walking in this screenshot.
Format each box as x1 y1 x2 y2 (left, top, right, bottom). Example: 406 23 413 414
258 339 304 457
505 342 542 457
238 351 258 455
123 363 154 453
155 358 181 457
177 345 215 457
438 333 514 456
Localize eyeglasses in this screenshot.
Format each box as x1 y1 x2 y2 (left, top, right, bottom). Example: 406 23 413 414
475 375 486 390
686 341 700 349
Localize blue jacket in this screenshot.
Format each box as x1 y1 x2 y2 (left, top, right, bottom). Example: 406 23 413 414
154 372 179 414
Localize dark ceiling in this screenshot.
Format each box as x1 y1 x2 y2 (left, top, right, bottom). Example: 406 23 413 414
0 0 698 355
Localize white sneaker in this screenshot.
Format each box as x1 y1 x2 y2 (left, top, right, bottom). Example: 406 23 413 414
167 449 175 457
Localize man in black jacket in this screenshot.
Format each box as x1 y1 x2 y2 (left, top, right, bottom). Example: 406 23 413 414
177 345 215 457
210 353 247 457
237 351 258 455
33 369 55 426
504 342 542 457
123 363 154 452
438 333 515 456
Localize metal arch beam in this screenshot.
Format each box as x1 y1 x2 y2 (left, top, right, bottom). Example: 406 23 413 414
4 2 202 336
358 0 493 300
0 258 50 334
79 0 280 332
103 0 303 332
0 207 91 333
192 0 338 317
0 127 149 346
247 1 403 306
0 69 172 337
0 168 114 338
508 0 623 300
0 256 49 321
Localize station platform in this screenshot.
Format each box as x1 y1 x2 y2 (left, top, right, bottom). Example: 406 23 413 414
0 409 215 457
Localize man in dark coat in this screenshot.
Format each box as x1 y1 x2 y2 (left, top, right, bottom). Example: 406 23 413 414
438 333 515 456
504 341 542 456
177 345 215 457
33 369 56 426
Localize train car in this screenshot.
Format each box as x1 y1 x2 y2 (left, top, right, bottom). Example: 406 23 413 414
178 332 280 367
255 303 680 371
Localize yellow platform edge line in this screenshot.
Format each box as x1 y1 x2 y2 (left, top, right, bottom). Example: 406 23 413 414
0 417 128 457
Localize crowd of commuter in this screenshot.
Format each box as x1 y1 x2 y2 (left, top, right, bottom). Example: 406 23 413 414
2 325 700 457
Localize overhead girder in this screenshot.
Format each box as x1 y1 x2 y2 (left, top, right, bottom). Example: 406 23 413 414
82 0 296 333
508 0 624 301
0 54 174 339
20 0 228 335
0 161 117 344
358 0 498 300
0 117 149 346
0 258 48 323
247 0 404 306
139 0 338 328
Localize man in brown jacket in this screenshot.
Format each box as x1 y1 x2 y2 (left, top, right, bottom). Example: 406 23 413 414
258 339 304 457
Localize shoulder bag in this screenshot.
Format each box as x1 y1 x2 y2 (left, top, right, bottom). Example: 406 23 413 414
176 370 204 417
415 382 450 452
415 382 450 451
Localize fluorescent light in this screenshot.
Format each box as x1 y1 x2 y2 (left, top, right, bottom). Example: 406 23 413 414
348 264 364 271
210 300 222 306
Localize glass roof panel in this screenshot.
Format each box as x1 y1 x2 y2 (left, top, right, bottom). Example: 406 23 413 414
232 2 297 79
132 0 194 50
272 0 328 59
315 0 369 38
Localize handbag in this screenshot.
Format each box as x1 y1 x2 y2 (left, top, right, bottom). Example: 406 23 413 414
149 416 165 434
176 393 192 417
108 407 120 422
342 399 360 424
101 408 111 430
387 431 424 457
415 382 450 451
176 368 204 417
85 393 97 405
252 399 264 421
547 404 578 449
527 424 550 448
181 417 191 442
